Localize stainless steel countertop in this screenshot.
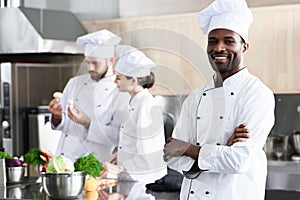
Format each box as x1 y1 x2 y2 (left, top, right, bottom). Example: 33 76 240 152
1 174 299 200
0 177 181 200
267 160 300 191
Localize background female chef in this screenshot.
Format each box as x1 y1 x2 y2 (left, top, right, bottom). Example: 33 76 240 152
109 45 167 184
48 30 129 162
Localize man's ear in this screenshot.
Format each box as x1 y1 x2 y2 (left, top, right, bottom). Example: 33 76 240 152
132 77 138 84
109 57 115 65
242 43 249 53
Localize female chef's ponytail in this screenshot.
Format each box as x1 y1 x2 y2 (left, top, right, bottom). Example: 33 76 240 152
137 72 155 89
125 72 155 89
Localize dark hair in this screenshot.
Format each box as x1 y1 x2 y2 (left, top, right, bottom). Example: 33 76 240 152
125 72 155 89
240 36 246 44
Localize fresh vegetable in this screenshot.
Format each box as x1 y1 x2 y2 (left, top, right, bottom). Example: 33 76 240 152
84 190 99 200
5 158 24 167
0 151 12 159
84 177 98 191
24 148 46 167
74 153 104 178
46 155 74 173
41 164 47 172
53 91 63 99
40 151 53 163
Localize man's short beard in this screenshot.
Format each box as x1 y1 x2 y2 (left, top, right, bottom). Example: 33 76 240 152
219 66 235 74
91 59 109 81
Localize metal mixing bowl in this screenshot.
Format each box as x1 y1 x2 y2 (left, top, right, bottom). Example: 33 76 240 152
41 171 85 199
6 166 25 183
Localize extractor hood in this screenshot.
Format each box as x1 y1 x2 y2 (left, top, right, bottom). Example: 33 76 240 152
0 7 87 54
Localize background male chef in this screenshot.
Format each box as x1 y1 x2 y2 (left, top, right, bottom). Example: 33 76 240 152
48 30 129 162
163 0 275 199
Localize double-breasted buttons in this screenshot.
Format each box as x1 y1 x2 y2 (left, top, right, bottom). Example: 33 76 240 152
205 191 210 195
203 92 207 96
190 191 194 194
196 142 200 146
231 92 234 95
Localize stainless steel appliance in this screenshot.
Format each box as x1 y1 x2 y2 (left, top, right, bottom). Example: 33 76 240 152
0 63 12 154
154 95 187 140
0 60 82 156
0 2 86 155
27 106 61 155
0 4 86 54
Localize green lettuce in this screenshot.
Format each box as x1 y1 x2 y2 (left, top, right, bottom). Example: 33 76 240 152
74 153 104 177
0 151 12 159
46 155 74 173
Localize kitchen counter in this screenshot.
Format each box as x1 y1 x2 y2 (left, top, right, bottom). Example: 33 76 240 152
0 177 180 200
267 160 300 191
265 190 300 200
1 177 300 200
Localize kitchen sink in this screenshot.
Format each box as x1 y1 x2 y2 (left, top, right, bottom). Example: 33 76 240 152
267 160 300 191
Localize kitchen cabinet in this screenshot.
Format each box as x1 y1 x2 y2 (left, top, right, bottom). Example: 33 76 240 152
82 4 300 95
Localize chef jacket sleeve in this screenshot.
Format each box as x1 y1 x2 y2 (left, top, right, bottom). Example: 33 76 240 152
167 90 202 172
198 84 275 174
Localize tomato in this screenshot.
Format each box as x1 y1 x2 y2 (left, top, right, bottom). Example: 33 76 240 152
41 164 47 172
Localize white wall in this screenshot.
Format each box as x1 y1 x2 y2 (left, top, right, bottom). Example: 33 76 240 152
24 0 119 21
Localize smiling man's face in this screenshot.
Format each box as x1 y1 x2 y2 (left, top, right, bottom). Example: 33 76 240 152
207 29 248 75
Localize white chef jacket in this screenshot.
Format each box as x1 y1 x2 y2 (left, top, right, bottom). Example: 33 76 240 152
117 89 167 184
168 68 275 200
117 181 155 200
52 74 129 162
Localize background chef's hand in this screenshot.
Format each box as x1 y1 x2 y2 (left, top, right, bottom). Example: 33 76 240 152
67 105 91 128
226 124 250 146
48 98 62 117
98 190 125 200
48 98 62 126
163 138 191 162
99 164 108 178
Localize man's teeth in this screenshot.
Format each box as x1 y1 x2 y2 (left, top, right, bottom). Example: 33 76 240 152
215 56 227 60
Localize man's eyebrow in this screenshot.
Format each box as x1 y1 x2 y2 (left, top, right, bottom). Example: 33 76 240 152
224 36 235 39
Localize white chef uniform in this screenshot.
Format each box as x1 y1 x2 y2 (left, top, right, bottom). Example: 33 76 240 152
167 1 275 199
168 68 275 200
117 181 155 200
52 30 130 162
115 45 167 183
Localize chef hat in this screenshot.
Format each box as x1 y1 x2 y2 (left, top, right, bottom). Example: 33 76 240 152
115 45 156 78
76 29 121 58
197 0 253 42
